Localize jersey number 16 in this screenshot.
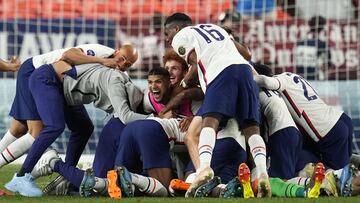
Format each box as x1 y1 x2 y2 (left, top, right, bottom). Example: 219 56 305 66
191 24 225 43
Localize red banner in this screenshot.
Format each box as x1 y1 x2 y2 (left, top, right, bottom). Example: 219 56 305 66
238 19 360 79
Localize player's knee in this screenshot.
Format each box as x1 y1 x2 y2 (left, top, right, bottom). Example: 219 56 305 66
48 123 65 134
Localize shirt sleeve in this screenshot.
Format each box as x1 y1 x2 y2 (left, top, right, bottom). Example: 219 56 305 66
253 74 282 91
171 29 196 63
108 77 151 124
76 44 115 58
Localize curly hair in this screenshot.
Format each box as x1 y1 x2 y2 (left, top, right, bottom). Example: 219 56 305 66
163 50 188 71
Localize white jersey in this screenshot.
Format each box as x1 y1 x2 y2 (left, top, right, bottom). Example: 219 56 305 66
32 44 115 69
171 24 249 92
275 72 343 141
259 88 297 138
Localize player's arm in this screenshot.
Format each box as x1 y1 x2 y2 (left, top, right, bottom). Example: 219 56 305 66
253 74 281 90
233 41 252 61
180 51 199 88
61 48 118 68
159 87 204 117
0 56 20 72
109 78 151 124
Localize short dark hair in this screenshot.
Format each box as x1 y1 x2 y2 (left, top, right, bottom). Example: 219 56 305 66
148 67 170 79
253 63 274 77
308 16 326 33
164 12 192 27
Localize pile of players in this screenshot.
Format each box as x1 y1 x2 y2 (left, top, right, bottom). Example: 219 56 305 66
0 12 359 199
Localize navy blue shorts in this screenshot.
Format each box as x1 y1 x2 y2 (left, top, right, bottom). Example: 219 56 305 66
199 64 260 128
9 58 40 120
186 137 247 183
299 113 353 170
268 127 302 179
114 120 172 173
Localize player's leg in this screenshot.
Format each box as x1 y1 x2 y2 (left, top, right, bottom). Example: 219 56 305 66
317 113 353 170
268 127 302 179
235 64 270 197
184 116 202 170
93 117 125 178
5 64 66 197
64 105 94 166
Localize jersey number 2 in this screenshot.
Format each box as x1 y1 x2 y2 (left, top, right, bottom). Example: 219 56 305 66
191 25 225 43
293 76 318 101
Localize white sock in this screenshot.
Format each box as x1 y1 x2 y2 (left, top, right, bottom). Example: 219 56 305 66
94 177 108 195
0 133 34 168
0 130 18 152
287 177 310 187
131 173 168 197
248 134 267 177
198 127 216 169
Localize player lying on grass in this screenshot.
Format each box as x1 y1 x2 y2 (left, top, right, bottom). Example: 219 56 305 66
5 44 148 197
0 44 126 170
253 64 354 197
170 162 327 198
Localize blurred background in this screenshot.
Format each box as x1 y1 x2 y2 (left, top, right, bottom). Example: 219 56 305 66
0 0 359 155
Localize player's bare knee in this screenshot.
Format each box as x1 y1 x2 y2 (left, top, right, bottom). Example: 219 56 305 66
202 113 221 129
9 119 28 137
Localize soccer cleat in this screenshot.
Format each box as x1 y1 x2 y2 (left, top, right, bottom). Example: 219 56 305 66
306 162 326 198
337 164 355 197
116 166 134 197
299 163 315 178
185 166 214 197
0 188 14 196
257 173 272 198
5 173 43 197
238 163 255 198
107 169 122 199
219 176 243 198
79 168 96 197
170 179 191 191
31 149 60 179
43 175 72 196
320 171 338 197
194 176 221 197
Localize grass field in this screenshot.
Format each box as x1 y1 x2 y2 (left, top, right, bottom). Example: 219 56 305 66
1 165 360 203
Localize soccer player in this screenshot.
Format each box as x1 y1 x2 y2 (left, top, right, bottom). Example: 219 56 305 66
0 44 122 169
253 64 303 179
5 44 147 197
0 56 21 72
253 64 354 195
164 13 270 197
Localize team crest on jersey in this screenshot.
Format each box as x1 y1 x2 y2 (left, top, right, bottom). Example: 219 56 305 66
178 46 186 56
86 50 95 56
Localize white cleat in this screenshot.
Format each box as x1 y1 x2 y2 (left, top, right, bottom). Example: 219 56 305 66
31 149 60 179
257 173 271 198
185 166 214 198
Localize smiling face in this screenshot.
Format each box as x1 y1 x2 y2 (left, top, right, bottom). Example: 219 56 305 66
147 74 171 102
164 60 186 86
113 44 138 71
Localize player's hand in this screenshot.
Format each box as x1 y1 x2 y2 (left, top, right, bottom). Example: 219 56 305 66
7 56 21 72
158 110 175 119
101 57 120 69
179 116 194 132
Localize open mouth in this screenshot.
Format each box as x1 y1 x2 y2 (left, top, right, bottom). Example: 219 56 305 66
170 76 176 84
152 90 161 101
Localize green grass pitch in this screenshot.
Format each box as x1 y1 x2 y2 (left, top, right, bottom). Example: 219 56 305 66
1 164 360 203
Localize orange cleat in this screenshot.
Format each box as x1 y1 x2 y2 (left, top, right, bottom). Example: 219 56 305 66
170 179 191 191
307 162 326 198
0 188 14 196
107 169 122 199
238 163 255 198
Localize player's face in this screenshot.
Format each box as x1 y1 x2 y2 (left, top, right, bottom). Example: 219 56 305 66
165 60 186 86
148 75 171 102
114 50 133 71
164 24 179 44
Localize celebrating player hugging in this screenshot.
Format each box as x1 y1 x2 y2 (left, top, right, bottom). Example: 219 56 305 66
0 11 359 201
